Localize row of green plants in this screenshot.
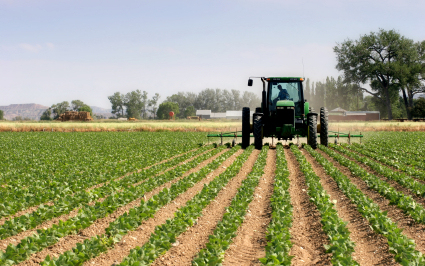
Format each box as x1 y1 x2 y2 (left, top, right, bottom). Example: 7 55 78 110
192 145 268 265
259 144 293 265
39 145 245 266
0 133 204 218
348 143 425 180
332 144 425 198
364 132 425 158
310 145 425 265
358 142 425 170
293 145 358 265
0 144 229 265
0 145 213 240
324 145 425 225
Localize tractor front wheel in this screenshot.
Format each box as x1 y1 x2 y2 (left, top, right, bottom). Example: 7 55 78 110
253 114 263 150
320 107 329 147
242 107 250 148
307 114 318 149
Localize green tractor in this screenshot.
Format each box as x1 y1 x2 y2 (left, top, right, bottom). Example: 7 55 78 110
242 77 328 150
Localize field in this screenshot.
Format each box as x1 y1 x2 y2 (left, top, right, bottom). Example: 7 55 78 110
1 131 425 265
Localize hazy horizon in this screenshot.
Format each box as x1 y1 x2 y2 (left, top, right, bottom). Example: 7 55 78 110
1 0 424 109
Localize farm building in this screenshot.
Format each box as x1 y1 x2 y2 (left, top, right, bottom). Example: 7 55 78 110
210 112 226 119
196 110 211 119
329 108 380 121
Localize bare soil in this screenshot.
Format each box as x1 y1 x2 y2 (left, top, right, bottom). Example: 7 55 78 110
285 148 332 266
17 148 232 266
222 149 276 266
323 148 425 255
302 149 398 266
151 149 261 266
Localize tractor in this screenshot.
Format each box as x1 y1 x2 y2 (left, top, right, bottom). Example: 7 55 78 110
242 77 328 150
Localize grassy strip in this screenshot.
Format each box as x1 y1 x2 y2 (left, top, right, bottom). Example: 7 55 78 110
0 145 212 240
292 145 358 265
325 144 425 224
192 145 269 265
39 145 243 266
119 145 258 266
333 144 425 198
348 143 425 181
309 145 425 265
259 144 293 265
0 145 228 266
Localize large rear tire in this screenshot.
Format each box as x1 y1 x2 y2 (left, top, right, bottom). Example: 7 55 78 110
253 115 263 150
320 107 329 147
307 114 318 149
242 107 250 149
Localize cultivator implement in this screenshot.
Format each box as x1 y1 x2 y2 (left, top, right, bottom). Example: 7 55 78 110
207 130 363 146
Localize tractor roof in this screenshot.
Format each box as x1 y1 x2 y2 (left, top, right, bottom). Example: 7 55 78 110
266 77 304 81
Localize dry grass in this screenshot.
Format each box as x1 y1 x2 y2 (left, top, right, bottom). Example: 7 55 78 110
1 120 424 132
0 120 242 132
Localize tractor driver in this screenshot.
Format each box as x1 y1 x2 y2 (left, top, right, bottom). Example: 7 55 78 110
277 85 290 100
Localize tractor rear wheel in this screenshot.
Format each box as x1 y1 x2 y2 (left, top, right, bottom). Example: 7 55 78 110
320 107 329 147
307 114 318 149
242 107 250 148
253 114 263 150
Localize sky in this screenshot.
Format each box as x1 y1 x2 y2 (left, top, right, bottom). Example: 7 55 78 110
1 0 424 109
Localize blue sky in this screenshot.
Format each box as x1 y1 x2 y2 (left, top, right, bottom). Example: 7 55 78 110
1 0 424 108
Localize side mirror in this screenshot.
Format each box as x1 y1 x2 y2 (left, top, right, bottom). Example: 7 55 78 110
248 79 253 86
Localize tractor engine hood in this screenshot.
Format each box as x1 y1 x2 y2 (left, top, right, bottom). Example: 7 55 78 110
276 100 295 107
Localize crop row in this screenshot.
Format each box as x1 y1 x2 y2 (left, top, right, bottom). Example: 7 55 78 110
332 144 425 199
311 145 424 265
40 145 244 266
364 132 425 157
0 144 228 265
192 145 268 265
0 145 213 240
324 145 425 226
347 143 425 180
292 145 358 265
0 133 204 218
259 144 293 265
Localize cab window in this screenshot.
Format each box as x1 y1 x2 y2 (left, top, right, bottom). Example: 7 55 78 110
269 82 302 111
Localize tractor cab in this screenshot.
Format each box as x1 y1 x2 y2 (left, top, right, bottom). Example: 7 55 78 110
244 76 327 150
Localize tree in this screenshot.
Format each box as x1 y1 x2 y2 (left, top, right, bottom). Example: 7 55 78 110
108 92 125 118
413 97 425 118
141 91 149 119
124 90 144 119
399 40 425 119
334 29 417 119
157 101 179 119
78 105 93 116
71 100 85 111
40 109 52 120
148 93 161 119
51 101 70 119
184 106 195 117
0 110 3 120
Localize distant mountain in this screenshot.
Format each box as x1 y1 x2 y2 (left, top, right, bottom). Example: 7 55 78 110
90 106 113 118
0 104 49 120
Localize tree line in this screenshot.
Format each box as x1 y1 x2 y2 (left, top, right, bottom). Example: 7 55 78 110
107 88 260 120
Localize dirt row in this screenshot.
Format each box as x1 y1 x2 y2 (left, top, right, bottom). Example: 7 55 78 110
10 145 425 266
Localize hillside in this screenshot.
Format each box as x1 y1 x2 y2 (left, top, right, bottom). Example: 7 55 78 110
0 104 49 120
